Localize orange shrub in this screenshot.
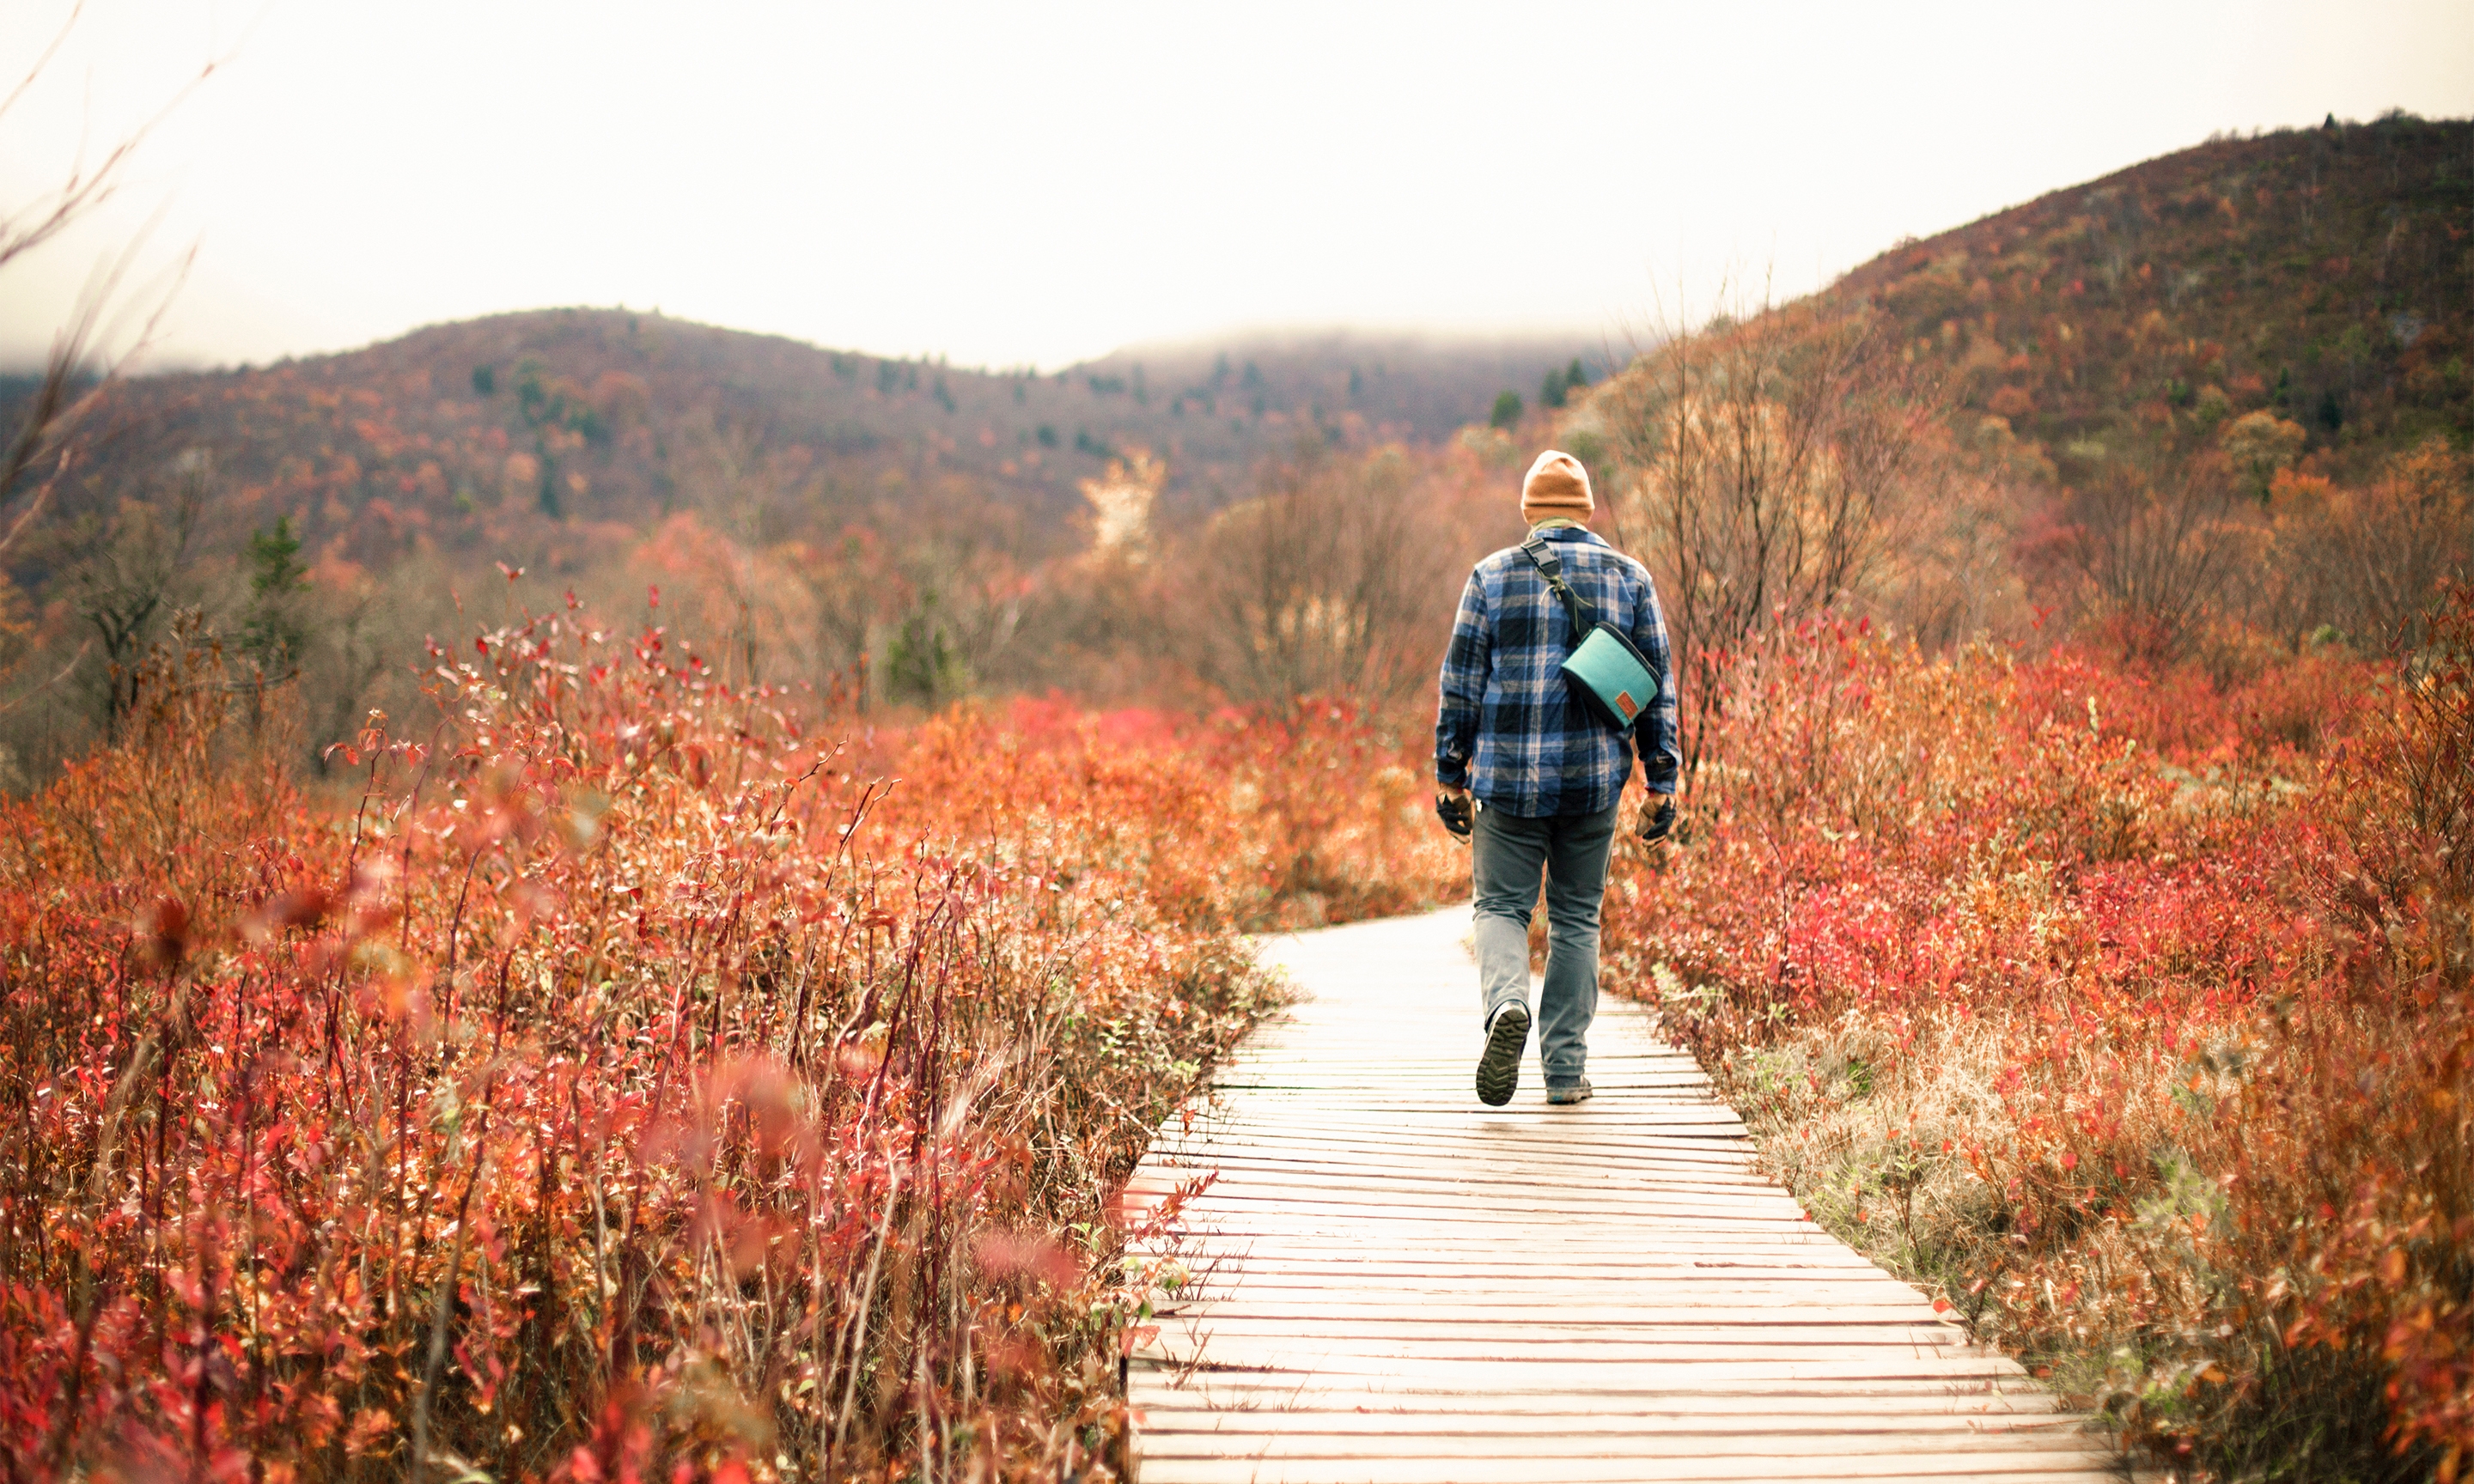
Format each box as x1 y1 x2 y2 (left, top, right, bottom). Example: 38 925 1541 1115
878 694 1461 933
0 595 1459 1481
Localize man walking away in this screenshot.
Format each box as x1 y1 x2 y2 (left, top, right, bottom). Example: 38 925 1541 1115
1433 450 1679 1107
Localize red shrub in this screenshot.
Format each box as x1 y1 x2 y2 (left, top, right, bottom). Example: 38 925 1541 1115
1607 604 2468 1479
0 597 1459 1481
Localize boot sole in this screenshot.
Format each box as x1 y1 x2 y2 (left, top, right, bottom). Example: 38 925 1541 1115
1475 1005 1529 1107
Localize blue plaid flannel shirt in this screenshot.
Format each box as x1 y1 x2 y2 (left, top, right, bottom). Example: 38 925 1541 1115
1435 525 1679 818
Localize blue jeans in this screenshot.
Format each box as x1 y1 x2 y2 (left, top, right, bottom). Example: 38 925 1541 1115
1471 800 1620 1088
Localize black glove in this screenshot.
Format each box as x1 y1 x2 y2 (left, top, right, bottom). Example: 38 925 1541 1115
1435 791 1473 842
1637 795 1676 843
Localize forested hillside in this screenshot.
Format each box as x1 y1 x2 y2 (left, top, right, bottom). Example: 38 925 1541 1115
0 312 1593 578
1831 113 2472 478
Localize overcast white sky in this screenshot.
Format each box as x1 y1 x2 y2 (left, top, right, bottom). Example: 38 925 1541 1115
3 1 2470 374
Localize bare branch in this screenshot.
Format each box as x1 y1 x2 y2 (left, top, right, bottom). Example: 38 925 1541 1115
0 11 225 272
0 2 83 124
0 5 227 586
0 233 195 563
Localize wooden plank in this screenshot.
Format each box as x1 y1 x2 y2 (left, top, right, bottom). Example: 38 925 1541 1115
1157 1198 1819 1226
1143 1166 1810 1199
1125 1168 1808 1201
1143 1131 1763 1159
1140 1138 1770 1169
1136 1229 1874 1252
1164 1141 1761 1161
1129 907 2131 1483
1155 1319 1969 1343
1135 1403 2075 1429
1157 1274 1934 1294
1136 1430 2111 1460
1159 1226 1862 1250
1139 1154 1777 1188
1145 1354 2032 1383
1165 1286 1935 1303
1136 1378 2063 1406
1129 1458 2120 1484
1147 1245 1883 1265
1155 1192 1816 1217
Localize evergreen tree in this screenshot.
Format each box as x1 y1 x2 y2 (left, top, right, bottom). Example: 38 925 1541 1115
537 450 564 519
239 515 311 677
2317 389 2345 433
887 599 968 705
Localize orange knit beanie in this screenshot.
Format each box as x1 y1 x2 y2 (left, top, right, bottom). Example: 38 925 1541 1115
1520 449 1593 524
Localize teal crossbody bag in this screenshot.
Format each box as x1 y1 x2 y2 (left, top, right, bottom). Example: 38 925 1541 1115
1520 534 1661 735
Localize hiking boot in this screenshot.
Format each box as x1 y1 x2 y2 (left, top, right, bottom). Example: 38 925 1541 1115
1545 1078 1593 1105
1475 1001 1530 1107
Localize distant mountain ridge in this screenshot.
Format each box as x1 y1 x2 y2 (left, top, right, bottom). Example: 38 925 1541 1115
5 311 1596 584
15 117 2468 605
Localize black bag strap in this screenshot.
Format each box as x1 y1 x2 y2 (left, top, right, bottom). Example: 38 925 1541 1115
1520 533 1598 642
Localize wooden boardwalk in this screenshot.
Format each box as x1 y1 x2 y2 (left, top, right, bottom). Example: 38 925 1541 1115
1123 908 2128 1483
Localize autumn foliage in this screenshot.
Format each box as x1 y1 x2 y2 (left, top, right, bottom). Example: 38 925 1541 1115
1607 590 2472 1480
0 593 1459 1481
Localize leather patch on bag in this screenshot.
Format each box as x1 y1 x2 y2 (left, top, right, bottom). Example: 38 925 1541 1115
1615 690 1639 721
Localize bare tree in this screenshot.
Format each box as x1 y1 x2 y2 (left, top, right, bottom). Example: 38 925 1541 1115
792 525 891 710
2314 440 2472 648
2246 441 2472 654
2059 459 2253 660
1591 301 1947 778
69 449 206 740
1175 440 1451 706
